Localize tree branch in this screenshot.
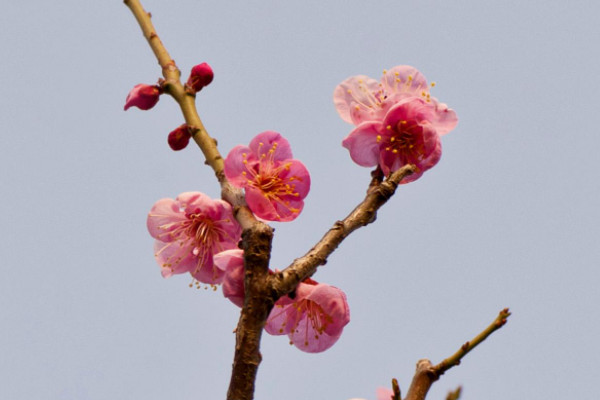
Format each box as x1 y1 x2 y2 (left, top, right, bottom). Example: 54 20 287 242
123 0 260 231
227 224 275 400
403 308 511 400
270 164 416 296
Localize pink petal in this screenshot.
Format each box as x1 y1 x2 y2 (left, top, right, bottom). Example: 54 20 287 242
333 75 383 125
154 240 196 277
265 301 297 335
224 145 257 188
272 197 304 222
176 192 211 214
190 259 225 285
288 318 342 353
214 249 245 307
381 65 429 98
306 284 350 336
213 249 244 272
342 122 382 167
146 198 186 240
431 101 458 136
249 131 293 161
245 186 279 221
280 159 311 198
375 387 395 400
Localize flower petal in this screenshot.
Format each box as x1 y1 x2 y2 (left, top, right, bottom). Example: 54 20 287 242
214 249 245 307
249 131 293 161
342 122 382 167
245 186 279 221
376 387 395 400
431 101 458 136
306 284 350 336
381 65 428 98
224 145 255 188
334 75 383 125
154 240 196 277
280 159 311 198
147 198 186 241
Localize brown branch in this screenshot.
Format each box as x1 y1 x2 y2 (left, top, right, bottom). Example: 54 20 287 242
270 164 416 296
403 308 511 400
227 224 275 400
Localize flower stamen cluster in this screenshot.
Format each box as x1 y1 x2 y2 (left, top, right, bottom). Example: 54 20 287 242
225 131 310 222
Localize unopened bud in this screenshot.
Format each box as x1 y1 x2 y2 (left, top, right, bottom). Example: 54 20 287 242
168 125 191 151
124 84 160 111
186 63 214 93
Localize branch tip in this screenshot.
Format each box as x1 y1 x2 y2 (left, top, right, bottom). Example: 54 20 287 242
391 378 401 400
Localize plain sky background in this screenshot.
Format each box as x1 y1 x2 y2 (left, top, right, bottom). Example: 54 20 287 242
1 1 599 399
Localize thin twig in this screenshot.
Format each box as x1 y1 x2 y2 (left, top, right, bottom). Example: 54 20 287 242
403 308 511 400
123 0 259 231
392 378 401 400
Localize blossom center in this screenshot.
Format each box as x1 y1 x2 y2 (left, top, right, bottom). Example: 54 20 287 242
155 211 232 278
380 121 425 159
241 143 303 213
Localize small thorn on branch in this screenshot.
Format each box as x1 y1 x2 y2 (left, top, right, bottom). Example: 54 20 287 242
446 386 462 400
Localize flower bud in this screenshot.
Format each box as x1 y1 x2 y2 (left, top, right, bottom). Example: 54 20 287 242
186 62 214 93
167 125 191 151
124 84 160 111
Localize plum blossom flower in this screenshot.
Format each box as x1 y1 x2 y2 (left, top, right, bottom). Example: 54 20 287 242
342 97 443 182
334 65 456 129
213 249 350 352
334 66 457 182
213 249 245 307
224 131 310 222
265 279 350 353
186 62 214 93
124 83 161 111
168 124 191 151
147 192 241 284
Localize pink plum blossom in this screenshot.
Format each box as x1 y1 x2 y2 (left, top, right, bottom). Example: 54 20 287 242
168 124 191 151
333 65 457 130
342 97 443 182
186 62 214 93
265 279 350 353
212 249 350 352
224 131 310 222
124 83 161 111
334 66 458 182
213 249 245 307
147 192 241 284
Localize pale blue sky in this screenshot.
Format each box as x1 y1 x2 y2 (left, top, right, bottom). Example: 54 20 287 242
1 1 599 399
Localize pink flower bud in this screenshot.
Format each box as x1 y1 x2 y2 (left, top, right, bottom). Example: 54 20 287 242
167 125 191 151
186 62 214 93
124 84 161 111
